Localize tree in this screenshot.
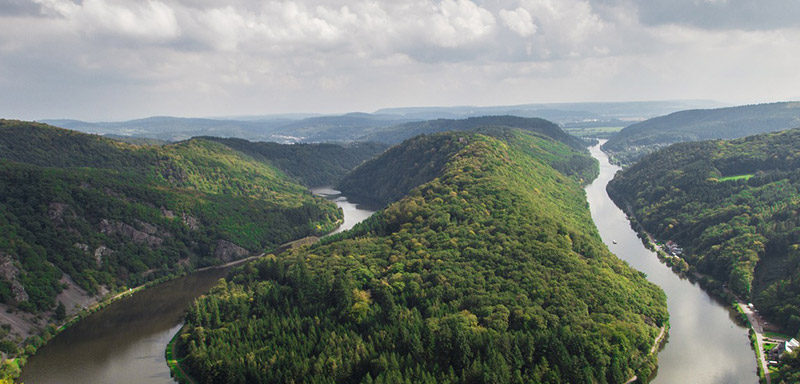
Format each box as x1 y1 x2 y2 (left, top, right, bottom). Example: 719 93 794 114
54 301 66 321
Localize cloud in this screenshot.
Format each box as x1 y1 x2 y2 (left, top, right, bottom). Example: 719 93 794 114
33 0 181 42
625 0 800 30
426 0 496 47
499 7 537 37
0 0 44 16
0 0 798 120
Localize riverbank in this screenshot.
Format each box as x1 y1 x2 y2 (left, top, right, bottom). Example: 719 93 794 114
2 272 184 380
165 191 372 384
586 141 757 383
165 329 195 384
17 186 368 383
14 248 276 382
624 323 670 384
615 202 773 384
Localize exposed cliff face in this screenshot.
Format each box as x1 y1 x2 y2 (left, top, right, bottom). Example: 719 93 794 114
214 240 249 263
0 253 28 303
98 219 165 248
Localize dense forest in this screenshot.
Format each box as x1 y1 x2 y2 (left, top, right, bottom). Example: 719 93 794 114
0 120 343 356
176 128 668 383
339 126 597 208
608 129 800 341
602 102 800 164
201 137 386 187
356 115 588 147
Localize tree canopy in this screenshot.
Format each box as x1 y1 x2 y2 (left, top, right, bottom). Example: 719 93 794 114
178 129 667 383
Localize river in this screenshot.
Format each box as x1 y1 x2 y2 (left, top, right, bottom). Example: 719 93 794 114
21 155 759 384
585 141 758 383
19 189 375 384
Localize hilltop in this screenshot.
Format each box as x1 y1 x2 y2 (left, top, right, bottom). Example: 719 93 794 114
602 102 800 164
339 123 596 208
175 128 667 383
356 115 589 147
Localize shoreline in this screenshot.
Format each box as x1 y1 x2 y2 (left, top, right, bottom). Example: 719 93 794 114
614 199 773 384
10 235 309 382
166 326 197 384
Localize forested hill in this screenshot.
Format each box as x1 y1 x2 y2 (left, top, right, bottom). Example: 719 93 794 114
177 128 668 384
602 102 800 164
358 115 586 148
608 128 800 340
340 124 596 208
201 137 387 187
0 120 341 352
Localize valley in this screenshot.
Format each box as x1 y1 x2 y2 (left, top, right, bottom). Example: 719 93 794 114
5 3 800 382
2 112 799 384
18 191 375 384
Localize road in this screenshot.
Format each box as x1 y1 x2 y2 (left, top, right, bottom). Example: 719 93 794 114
738 301 770 384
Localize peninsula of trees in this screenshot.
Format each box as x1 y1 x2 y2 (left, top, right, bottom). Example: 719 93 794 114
176 126 668 383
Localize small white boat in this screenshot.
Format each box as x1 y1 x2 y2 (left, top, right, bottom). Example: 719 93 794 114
612 240 617 244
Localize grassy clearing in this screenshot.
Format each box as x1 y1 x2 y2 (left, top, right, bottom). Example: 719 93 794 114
764 331 793 340
718 174 754 182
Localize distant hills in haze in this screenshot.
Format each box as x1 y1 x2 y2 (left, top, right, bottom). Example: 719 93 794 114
43 114 413 144
603 102 800 164
41 100 722 144
375 100 723 121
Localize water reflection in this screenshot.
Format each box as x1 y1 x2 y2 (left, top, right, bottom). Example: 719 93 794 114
585 141 757 384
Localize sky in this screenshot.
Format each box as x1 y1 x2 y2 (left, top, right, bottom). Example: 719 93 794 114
1 0 799 121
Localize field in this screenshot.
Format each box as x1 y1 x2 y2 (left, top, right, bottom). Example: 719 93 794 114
563 126 624 139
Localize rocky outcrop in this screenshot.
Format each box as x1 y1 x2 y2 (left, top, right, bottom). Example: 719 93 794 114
161 206 176 219
74 243 111 267
93 246 113 266
55 274 99 317
214 240 249 263
47 202 74 224
134 220 158 235
99 219 163 248
182 213 199 230
0 253 28 303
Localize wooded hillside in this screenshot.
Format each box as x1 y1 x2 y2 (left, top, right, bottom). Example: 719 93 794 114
608 128 800 338
177 128 667 383
603 102 800 164
0 120 342 357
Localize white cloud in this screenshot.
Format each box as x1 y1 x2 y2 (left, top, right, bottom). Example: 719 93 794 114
34 0 181 42
427 0 496 47
500 7 537 37
1 0 799 120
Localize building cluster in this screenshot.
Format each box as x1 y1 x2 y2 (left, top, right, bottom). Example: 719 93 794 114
768 338 799 364
664 241 683 256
